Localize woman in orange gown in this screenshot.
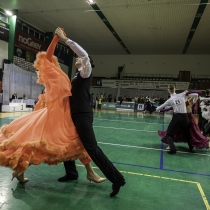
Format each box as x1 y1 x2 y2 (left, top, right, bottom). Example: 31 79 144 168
0 33 105 184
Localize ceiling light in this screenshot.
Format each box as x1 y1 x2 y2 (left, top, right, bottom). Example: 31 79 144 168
5 10 13 16
87 0 95 5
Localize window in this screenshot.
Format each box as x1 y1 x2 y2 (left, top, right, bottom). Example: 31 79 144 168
35 31 39 39
23 25 28 34
40 34 45 42
29 28 34 37
16 22 22 30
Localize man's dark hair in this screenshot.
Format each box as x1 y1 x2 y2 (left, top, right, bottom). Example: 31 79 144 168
89 56 95 68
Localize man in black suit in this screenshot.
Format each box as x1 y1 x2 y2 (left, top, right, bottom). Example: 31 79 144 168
56 28 126 197
12 92 17 100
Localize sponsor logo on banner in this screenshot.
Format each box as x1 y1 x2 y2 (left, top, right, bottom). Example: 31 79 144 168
96 80 101 86
101 102 116 110
137 104 144 111
116 101 135 110
16 48 22 57
15 30 46 53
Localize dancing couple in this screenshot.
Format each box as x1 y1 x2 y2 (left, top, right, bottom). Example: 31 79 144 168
156 84 207 154
0 28 125 197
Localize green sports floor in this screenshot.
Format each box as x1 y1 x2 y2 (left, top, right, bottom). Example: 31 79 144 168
0 111 210 210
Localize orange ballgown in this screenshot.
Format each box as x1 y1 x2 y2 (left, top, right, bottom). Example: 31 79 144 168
0 51 91 173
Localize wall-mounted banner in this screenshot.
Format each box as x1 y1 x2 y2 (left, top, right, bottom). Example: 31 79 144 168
15 30 46 53
0 20 9 42
101 102 116 110
116 101 135 112
101 80 189 90
14 46 36 63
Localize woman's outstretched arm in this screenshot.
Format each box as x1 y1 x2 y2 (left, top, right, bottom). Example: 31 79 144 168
55 27 92 78
45 35 60 62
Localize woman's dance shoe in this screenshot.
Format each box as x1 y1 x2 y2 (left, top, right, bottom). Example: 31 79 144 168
87 173 106 184
12 171 28 183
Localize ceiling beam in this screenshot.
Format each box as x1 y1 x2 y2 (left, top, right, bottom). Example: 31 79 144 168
89 3 131 54
182 0 209 54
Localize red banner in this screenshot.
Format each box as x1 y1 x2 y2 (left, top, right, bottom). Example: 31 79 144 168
15 30 46 53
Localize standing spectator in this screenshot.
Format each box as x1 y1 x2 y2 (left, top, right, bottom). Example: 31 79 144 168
114 96 116 102
103 93 107 102
134 96 138 103
138 95 144 103
100 93 103 100
90 93 94 108
95 94 99 109
118 94 123 104
198 89 210 131
98 97 102 110
108 94 112 102
159 96 165 105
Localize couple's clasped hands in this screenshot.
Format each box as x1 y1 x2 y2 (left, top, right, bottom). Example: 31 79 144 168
55 27 68 42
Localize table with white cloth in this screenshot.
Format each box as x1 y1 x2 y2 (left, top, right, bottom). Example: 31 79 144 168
12 99 36 106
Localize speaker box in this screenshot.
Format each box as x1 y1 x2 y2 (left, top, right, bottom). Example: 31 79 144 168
118 66 123 73
179 71 190 82
3 59 10 64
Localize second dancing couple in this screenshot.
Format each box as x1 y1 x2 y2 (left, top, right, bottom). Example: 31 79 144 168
156 84 209 153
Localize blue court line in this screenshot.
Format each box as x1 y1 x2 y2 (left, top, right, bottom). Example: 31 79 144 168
159 122 164 169
112 161 210 177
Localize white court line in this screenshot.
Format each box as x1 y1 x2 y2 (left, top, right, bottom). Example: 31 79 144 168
93 125 157 132
94 116 172 121
98 142 210 157
94 118 170 125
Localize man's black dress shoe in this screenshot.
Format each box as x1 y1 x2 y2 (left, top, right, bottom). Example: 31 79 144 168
189 146 194 151
167 150 176 155
58 175 78 182
110 179 126 197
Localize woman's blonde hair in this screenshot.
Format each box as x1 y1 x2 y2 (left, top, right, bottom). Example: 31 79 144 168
168 84 175 94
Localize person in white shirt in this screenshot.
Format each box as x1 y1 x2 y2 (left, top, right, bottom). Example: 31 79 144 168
156 84 196 154
199 90 210 132
200 97 210 136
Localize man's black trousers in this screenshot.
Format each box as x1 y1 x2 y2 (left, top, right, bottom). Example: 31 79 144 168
63 112 124 184
166 113 191 150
